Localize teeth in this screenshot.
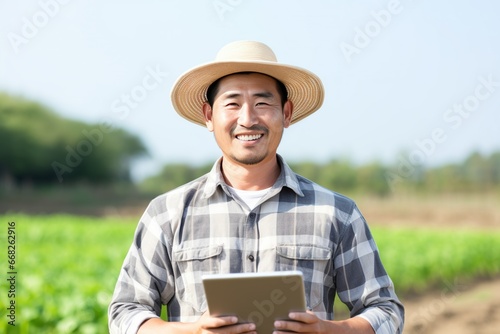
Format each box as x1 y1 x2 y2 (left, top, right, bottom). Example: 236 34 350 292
237 134 262 141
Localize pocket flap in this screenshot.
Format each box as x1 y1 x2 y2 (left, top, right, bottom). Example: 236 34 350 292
276 245 331 260
173 244 223 262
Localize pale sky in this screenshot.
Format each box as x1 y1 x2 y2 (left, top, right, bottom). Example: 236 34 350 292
1 0 499 180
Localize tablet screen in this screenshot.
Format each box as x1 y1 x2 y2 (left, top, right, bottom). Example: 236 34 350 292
202 271 306 333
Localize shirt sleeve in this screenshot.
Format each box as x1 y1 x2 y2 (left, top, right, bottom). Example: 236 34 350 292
108 204 174 334
334 205 405 333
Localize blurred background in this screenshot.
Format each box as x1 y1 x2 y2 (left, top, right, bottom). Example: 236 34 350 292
1 1 500 333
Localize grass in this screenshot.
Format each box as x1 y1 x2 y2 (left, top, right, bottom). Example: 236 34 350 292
1 213 499 333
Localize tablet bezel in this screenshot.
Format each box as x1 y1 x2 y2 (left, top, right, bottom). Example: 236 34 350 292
202 271 306 332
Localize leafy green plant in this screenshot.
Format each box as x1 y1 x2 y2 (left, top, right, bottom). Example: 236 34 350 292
373 227 500 293
1 214 136 333
1 214 499 332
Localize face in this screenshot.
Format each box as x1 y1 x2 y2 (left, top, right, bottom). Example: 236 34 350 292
202 73 293 166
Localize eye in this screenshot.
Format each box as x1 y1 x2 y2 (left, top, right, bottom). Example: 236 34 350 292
256 102 269 106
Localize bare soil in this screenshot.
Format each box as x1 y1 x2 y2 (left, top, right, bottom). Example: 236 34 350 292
401 277 500 334
356 193 500 230
355 194 500 334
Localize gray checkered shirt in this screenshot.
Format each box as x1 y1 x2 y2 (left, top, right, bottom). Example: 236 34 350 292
109 156 404 333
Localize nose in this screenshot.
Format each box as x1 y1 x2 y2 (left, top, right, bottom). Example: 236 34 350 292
237 103 258 127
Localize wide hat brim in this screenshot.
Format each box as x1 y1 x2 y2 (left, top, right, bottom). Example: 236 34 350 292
171 41 325 127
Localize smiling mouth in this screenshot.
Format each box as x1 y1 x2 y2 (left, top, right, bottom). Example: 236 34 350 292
236 134 263 141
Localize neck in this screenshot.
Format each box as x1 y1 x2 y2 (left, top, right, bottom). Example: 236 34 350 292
221 156 280 190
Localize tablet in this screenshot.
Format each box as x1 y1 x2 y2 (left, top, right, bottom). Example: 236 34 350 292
202 271 306 333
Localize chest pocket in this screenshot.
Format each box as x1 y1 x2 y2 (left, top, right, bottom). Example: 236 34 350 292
173 244 223 312
276 244 332 308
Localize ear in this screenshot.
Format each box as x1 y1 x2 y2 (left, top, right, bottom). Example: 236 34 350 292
202 102 214 132
283 100 293 128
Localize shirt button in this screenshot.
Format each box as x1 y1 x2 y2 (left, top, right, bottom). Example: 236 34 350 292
247 254 255 262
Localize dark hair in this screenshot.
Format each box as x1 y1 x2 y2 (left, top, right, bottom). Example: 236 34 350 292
206 72 288 108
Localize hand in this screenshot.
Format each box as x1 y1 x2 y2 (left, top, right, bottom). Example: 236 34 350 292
194 311 257 334
273 311 374 334
273 310 327 333
138 312 256 334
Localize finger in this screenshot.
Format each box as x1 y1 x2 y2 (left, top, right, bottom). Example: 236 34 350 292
274 319 305 333
200 315 238 329
234 322 256 333
274 311 321 333
288 311 316 324
205 322 255 334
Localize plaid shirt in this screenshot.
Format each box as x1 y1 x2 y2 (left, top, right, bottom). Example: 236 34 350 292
109 156 404 333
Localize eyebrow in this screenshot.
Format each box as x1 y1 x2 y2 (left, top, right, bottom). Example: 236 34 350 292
222 91 275 99
254 91 274 99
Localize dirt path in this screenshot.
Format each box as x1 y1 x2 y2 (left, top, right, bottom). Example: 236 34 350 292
401 276 500 334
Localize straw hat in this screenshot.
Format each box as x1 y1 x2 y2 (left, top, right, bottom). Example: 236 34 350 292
171 40 324 127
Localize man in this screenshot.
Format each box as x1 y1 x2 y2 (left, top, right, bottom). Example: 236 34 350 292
109 40 404 333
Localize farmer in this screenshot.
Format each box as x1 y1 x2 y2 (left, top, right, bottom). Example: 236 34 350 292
109 40 404 334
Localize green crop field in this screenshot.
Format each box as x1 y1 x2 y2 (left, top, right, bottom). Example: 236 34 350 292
1 214 500 333
1 214 136 334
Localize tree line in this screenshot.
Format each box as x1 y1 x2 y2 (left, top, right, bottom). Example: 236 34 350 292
0 93 147 186
139 151 500 196
2 92 499 197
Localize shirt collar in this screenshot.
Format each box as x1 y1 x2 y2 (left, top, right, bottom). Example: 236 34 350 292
203 155 304 198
